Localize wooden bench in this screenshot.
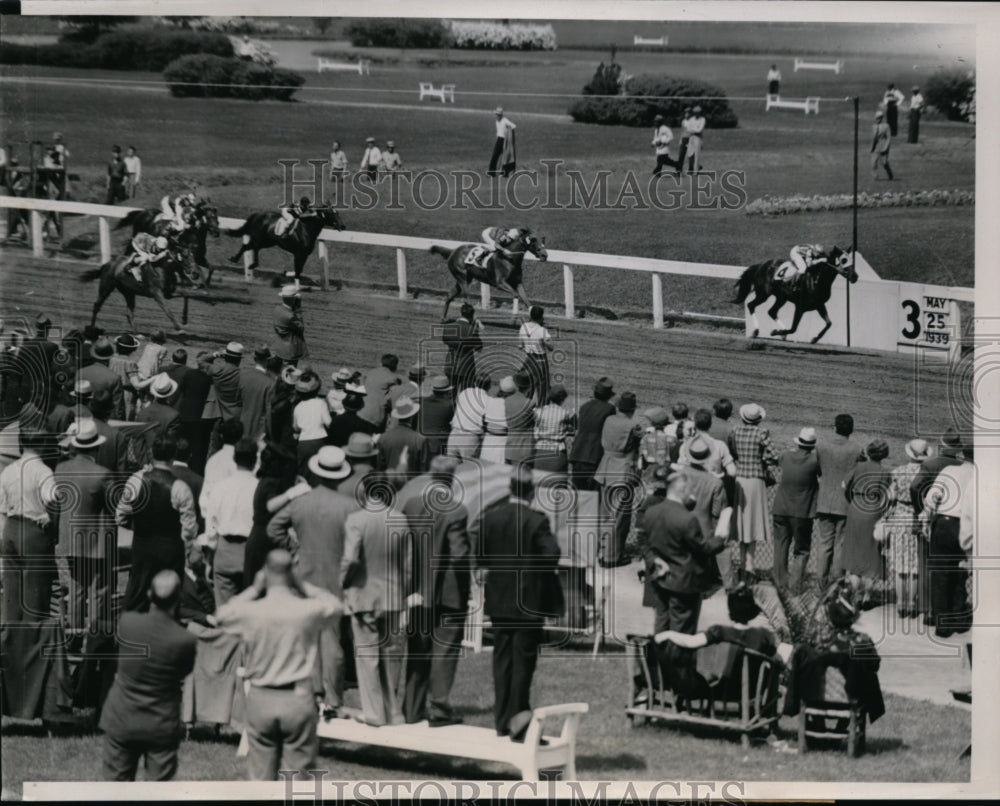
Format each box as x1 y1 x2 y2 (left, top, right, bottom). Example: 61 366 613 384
766 94 820 115
633 35 667 46
317 57 370 76
419 82 456 103
793 57 843 75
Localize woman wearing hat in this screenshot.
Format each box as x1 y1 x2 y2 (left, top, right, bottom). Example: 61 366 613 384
291 371 330 473
728 403 779 577
882 439 932 617
839 439 894 603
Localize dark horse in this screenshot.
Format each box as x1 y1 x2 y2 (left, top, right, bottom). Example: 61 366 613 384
115 201 221 287
225 206 346 284
430 228 548 321
80 248 190 333
733 247 857 344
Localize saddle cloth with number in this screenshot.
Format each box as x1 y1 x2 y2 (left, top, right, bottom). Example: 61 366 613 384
464 246 493 270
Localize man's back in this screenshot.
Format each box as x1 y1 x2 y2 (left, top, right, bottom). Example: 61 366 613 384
359 367 400 428
53 455 113 556
403 478 470 610
642 498 723 594
209 361 242 421
773 448 820 518
417 395 453 453
815 435 859 515
569 398 615 465
239 368 273 441
378 424 429 473
174 366 212 422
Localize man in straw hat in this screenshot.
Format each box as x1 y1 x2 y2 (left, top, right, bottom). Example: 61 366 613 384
379 396 429 474
53 419 114 631
772 426 820 593
678 436 730 590
272 284 307 365
488 106 517 177
339 432 379 502
136 373 181 441
267 445 357 719
727 402 779 578
215 549 343 780
207 343 245 447
417 375 454 458
381 140 401 173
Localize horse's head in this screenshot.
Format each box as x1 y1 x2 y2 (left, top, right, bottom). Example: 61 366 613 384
514 228 548 262
195 202 220 237
317 206 346 232
829 246 858 284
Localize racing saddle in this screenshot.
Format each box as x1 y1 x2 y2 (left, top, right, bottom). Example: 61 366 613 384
464 245 494 270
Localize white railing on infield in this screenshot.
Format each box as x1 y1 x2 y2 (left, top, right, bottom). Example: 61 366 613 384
0 196 975 324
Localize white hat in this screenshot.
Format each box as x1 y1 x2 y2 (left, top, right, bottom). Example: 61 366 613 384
392 396 420 419
279 284 301 298
795 427 817 448
308 446 352 480
72 379 93 398
62 418 107 450
224 342 244 359
149 373 179 399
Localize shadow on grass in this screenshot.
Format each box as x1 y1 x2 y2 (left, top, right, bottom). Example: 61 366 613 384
317 740 519 780
576 752 647 772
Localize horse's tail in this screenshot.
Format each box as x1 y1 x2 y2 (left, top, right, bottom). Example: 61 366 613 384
732 264 759 304
429 245 452 260
226 220 249 237
115 210 141 231
79 265 105 284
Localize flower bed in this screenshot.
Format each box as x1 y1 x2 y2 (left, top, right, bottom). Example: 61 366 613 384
744 189 975 216
445 20 557 51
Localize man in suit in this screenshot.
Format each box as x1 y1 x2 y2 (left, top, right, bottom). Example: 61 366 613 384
179 351 216 475
267 446 359 717
271 285 308 365
388 363 431 408
207 342 244 441
163 347 191 390
15 313 59 408
89 388 129 474
639 467 726 635
593 390 643 567
680 437 730 590
773 427 821 592
76 336 124 421
504 373 535 467
240 345 275 443
442 304 483 393
339 432 378 503
417 376 454 457
136 373 182 443
378 397 430 474
52 419 116 632
171 438 204 533
359 354 402 432
99 570 197 781
476 465 561 741
569 377 616 492
814 413 860 587
402 455 471 726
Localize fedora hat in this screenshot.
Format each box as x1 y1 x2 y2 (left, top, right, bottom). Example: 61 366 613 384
72 379 93 398
344 381 367 396
116 334 139 351
392 395 420 419
344 432 378 459
308 446 351 480
224 342 244 360
66 418 106 450
795 427 817 449
295 373 321 395
92 337 114 359
687 436 711 462
905 438 931 462
431 375 452 393
150 373 179 399
253 345 271 362
643 406 669 428
617 391 637 414
408 363 425 381
939 427 962 449
866 439 890 462
739 403 765 424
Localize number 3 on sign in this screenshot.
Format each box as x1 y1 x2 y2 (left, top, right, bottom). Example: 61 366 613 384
901 299 921 339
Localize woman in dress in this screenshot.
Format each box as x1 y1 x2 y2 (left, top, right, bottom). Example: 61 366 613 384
518 305 553 406
883 438 932 618
840 439 894 604
291 370 330 473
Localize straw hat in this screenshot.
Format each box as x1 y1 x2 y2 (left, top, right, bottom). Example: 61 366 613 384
149 373 179 399
72 379 93 399
905 438 931 462
64 418 106 450
308 446 351 480
392 396 420 420
795 427 817 449
431 375 452 393
344 432 378 459
739 403 766 425
295 373 321 395
224 342 244 360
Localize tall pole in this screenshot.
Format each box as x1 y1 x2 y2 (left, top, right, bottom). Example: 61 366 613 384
849 96 859 348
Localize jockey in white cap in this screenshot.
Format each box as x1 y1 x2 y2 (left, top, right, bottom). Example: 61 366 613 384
276 196 314 237
785 243 837 282
129 232 170 283
480 226 521 264
159 192 196 233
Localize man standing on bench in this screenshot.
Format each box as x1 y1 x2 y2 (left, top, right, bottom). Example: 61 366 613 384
477 465 563 742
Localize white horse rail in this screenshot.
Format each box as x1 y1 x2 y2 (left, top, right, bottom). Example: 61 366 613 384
793 57 843 74
633 35 667 46
317 57 370 75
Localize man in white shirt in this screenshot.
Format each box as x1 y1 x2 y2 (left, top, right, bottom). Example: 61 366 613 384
651 114 680 175
766 64 781 96
359 137 381 182
381 141 401 172
329 140 348 183
882 83 906 137
199 418 244 514
488 106 517 177
907 86 925 144
202 438 259 606
685 106 706 173
447 374 491 458
124 146 142 199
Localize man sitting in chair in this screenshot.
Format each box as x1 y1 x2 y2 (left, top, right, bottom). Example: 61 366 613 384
275 196 316 238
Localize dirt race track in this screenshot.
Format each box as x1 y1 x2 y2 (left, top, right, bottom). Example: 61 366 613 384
0 244 965 458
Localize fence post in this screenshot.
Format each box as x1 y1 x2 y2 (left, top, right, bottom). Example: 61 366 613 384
512 298 519 316
480 283 491 310
652 273 664 329
563 264 575 319
30 210 43 257
98 217 111 264
242 237 254 282
396 248 407 299
318 241 329 291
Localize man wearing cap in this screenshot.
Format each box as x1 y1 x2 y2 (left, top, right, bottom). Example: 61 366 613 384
359 354 402 432
136 373 182 443
907 85 924 144
418 376 454 458
443 303 484 393
76 336 125 421
815 413 860 589
339 432 379 502
52 420 115 631
727 403 779 577
488 106 517 177
772 427 820 593
99 570 197 781
267 446 359 717
207 343 245 447
272 285 307 365
381 141 402 173
401 454 471 726
569 377 616 492
240 346 275 443
594 391 644 567
215 550 343 780
379 396 430 474
651 114 680 175
359 137 382 182
871 109 894 180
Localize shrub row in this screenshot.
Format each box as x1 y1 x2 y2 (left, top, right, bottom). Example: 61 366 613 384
0 28 233 71
164 55 305 101
744 189 975 216
344 19 450 49
446 21 557 51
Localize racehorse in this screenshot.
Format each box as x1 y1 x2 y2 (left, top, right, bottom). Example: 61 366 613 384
733 246 857 344
225 206 346 284
115 201 221 287
80 247 190 333
429 228 548 321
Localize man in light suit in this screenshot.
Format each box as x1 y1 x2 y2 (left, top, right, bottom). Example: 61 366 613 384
476 465 561 741
359 353 402 433
593 391 643 567
239 345 275 443
271 285 307 365
569 377 616 491
401 455 471 726
267 446 359 716
136 373 182 445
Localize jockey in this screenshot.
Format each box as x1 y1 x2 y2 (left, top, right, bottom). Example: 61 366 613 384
276 196 314 237
481 226 521 260
786 243 836 282
129 233 170 283
160 192 196 233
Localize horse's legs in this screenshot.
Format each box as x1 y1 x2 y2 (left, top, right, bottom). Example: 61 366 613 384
121 289 136 332
442 281 462 322
514 283 531 311
151 287 185 333
91 272 115 328
810 304 832 344
773 307 804 339
745 294 761 338
767 299 789 334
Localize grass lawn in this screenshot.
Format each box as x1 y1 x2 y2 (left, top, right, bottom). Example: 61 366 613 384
0 643 969 792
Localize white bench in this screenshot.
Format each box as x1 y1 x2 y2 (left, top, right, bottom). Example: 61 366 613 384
766 94 820 115
633 35 667 46
317 57 370 76
793 57 843 75
419 82 456 103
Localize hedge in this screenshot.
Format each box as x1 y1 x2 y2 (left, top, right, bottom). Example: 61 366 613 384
446 21 557 51
924 69 976 122
0 28 233 71
344 19 450 49
163 55 305 101
570 71 739 128
745 189 975 216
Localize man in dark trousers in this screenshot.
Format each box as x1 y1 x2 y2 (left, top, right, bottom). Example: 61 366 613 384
207 342 244 453
136 373 182 443
593 390 643 567
105 145 127 204
814 413 860 589
417 376 454 457
442 304 483 393
15 313 59 408
639 467 726 634
401 455 471 726
180 352 216 474
359 354 402 433
568 377 616 491
271 285 307 366
89 388 129 475
99 570 197 781
76 337 124 421
239 345 275 443
476 465 562 741
772 427 820 593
